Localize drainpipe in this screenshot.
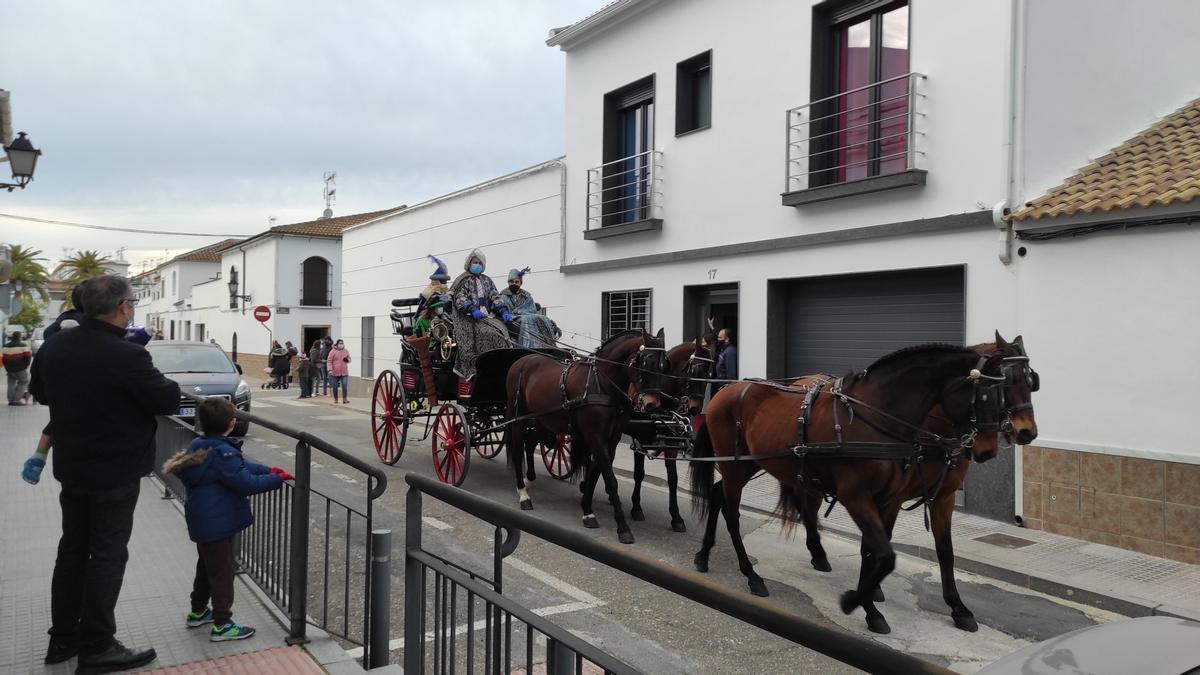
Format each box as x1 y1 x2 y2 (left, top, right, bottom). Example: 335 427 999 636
996 0 1027 265
551 159 568 269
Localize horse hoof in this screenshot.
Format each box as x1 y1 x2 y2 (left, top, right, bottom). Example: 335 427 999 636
811 557 832 573
520 500 534 511
953 614 979 632
748 578 769 597
670 520 687 533
866 615 891 635
873 587 885 603
630 508 645 521
839 591 859 615
618 530 636 545
582 514 599 528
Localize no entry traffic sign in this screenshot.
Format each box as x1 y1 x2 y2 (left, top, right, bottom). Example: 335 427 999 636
253 305 272 322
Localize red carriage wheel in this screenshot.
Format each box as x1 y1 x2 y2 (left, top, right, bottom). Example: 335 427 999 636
539 434 572 480
474 425 505 459
433 403 472 487
371 370 409 465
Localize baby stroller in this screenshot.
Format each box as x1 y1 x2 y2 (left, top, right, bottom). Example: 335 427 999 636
262 351 291 389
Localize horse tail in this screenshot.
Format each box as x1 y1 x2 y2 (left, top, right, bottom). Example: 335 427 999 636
505 366 524 469
689 420 715 519
773 484 803 539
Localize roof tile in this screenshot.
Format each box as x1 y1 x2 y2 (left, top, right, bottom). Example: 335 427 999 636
1011 96 1200 222
265 206 405 238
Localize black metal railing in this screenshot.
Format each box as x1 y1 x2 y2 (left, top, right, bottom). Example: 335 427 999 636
405 472 954 675
152 401 391 667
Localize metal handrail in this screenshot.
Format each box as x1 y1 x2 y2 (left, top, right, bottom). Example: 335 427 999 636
786 71 919 113
586 150 664 230
587 149 658 170
790 90 914 129
405 473 953 675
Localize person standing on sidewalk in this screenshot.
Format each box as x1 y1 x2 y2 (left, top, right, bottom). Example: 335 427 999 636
317 336 332 396
4 330 33 405
307 339 323 394
326 338 351 404
29 275 181 673
162 397 289 642
296 354 313 399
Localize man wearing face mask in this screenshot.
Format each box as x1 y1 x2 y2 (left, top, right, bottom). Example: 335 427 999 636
448 248 511 380
715 327 738 381
500 267 558 349
29 275 181 672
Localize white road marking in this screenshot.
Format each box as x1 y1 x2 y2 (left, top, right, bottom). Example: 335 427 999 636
312 462 324 469
282 450 295 457
331 473 359 484
250 401 275 408
313 414 359 421
266 443 280 449
251 437 265 442
422 516 454 531
506 557 604 607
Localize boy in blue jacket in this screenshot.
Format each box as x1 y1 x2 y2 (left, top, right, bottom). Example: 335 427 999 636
163 397 292 641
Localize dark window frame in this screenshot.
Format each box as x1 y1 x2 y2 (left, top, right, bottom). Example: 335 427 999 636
600 289 653 340
601 76 656 227
675 50 713 136
809 0 910 188
361 316 375 379
301 256 332 307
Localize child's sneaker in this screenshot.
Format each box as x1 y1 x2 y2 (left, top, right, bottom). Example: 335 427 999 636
210 623 256 642
186 608 213 628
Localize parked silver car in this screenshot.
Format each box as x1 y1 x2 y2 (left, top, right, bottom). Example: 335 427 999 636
146 341 251 436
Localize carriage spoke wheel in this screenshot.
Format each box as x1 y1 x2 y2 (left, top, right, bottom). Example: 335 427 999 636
474 424 505 459
540 434 572 480
433 404 471 486
371 371 408 465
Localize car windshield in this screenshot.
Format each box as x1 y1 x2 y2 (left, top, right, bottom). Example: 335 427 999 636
148 345 237 374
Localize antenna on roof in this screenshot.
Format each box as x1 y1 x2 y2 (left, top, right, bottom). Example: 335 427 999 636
321 171 337 219
269 215 277 228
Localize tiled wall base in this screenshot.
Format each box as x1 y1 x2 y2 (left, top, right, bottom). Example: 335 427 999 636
1023 445 1200 565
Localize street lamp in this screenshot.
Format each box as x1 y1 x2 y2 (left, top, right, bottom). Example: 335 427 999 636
227 267 250 309
2 132 42 192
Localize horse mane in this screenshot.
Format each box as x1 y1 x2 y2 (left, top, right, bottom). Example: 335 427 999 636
849 342 977 382
595 329 644 356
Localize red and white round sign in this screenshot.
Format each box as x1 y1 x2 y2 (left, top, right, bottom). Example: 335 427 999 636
253 305 272 322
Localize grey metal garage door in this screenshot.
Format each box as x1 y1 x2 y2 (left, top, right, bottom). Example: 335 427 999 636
783 266 965 377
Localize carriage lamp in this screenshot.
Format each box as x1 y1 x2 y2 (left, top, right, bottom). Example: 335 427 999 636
2 132 42 192
227 267 251 308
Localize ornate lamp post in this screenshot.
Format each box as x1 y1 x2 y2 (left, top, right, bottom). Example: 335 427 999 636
2 132 42 191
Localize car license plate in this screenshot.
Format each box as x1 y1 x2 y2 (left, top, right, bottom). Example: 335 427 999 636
178 407 195 417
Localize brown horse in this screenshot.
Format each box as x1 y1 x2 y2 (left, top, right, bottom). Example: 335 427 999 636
690 334 1037 633
783 337 1039 632
505 328 669 544
628 339 718 532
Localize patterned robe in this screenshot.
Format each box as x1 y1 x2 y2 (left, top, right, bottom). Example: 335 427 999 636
500 288 557 349
448 272 511 379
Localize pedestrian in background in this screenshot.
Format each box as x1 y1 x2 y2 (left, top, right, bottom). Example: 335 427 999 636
163 397 289 643
326 338 351 404
296 354 312 399
318 336 332 396
716 327 738 380
308 339 323 394
29 275 180 672
4 330 33 406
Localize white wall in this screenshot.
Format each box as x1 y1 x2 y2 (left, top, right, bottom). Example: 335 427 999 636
1019 0 1200 204
559 0 1012 267
1014 226 1200 464
340 162 567 375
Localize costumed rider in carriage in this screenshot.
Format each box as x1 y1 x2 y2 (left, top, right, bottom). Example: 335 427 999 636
448 248 512 382
500 267 560 349
404 255 453 404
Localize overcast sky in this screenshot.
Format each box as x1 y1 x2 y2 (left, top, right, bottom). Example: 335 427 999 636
0 0 598 271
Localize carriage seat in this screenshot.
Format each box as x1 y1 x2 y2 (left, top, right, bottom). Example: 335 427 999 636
391 297 422 308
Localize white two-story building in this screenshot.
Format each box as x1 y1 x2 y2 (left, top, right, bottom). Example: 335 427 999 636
544 0 1200 559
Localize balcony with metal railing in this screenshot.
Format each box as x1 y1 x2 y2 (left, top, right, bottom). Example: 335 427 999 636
783 72 926 206
585 150 664 239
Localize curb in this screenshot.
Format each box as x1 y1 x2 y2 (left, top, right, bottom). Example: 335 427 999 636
611 465 1200 623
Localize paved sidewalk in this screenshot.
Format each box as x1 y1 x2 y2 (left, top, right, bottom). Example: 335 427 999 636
612 445 1200 622
0 404 313 674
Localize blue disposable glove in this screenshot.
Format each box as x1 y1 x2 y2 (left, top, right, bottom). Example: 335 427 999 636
22 452 47 485
471 308 486 320
126 326 152 346
501 312 512 324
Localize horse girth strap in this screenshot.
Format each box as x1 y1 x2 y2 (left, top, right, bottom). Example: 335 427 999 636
791 442 921 461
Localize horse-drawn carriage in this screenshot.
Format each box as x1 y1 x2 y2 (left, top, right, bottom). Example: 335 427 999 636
370 297 574 486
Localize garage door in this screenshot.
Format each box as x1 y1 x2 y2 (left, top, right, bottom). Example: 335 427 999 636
783 266 964 377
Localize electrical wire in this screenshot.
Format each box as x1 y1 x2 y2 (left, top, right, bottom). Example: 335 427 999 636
0 212 253 238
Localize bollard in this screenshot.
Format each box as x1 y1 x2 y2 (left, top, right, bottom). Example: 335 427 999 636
286 439 311 645
369 529 392 669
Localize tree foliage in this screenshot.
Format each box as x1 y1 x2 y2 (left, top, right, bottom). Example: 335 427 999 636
55 250 112 310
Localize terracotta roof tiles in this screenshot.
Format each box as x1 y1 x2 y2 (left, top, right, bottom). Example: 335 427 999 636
1010 97 1200 222
266 206 406 238
172 238 243 263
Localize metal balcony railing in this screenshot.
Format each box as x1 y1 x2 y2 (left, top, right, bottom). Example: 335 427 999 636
586 150 663 230
785 72 926 193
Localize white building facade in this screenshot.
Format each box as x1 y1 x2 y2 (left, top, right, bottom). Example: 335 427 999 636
545 0 1200 557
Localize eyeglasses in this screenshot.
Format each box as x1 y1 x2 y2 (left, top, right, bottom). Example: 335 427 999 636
123 297 139 307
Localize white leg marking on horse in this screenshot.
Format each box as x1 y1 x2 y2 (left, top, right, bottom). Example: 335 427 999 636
518 488 530 502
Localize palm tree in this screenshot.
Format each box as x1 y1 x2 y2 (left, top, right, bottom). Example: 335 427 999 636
55 250 112 310
5 244 51 329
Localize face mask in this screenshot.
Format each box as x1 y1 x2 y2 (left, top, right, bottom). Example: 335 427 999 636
434 307 444 316
469 263 483 275
508 284 521 294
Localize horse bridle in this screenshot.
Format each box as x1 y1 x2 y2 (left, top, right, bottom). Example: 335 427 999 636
963 350 1040 447
629 344 671 402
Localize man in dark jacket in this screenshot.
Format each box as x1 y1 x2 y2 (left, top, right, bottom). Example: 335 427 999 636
41 281 90 342
716 327 738 381
29 275 181 672
4 330 33 405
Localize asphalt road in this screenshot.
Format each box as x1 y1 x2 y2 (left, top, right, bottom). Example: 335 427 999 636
240 390 1128 674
